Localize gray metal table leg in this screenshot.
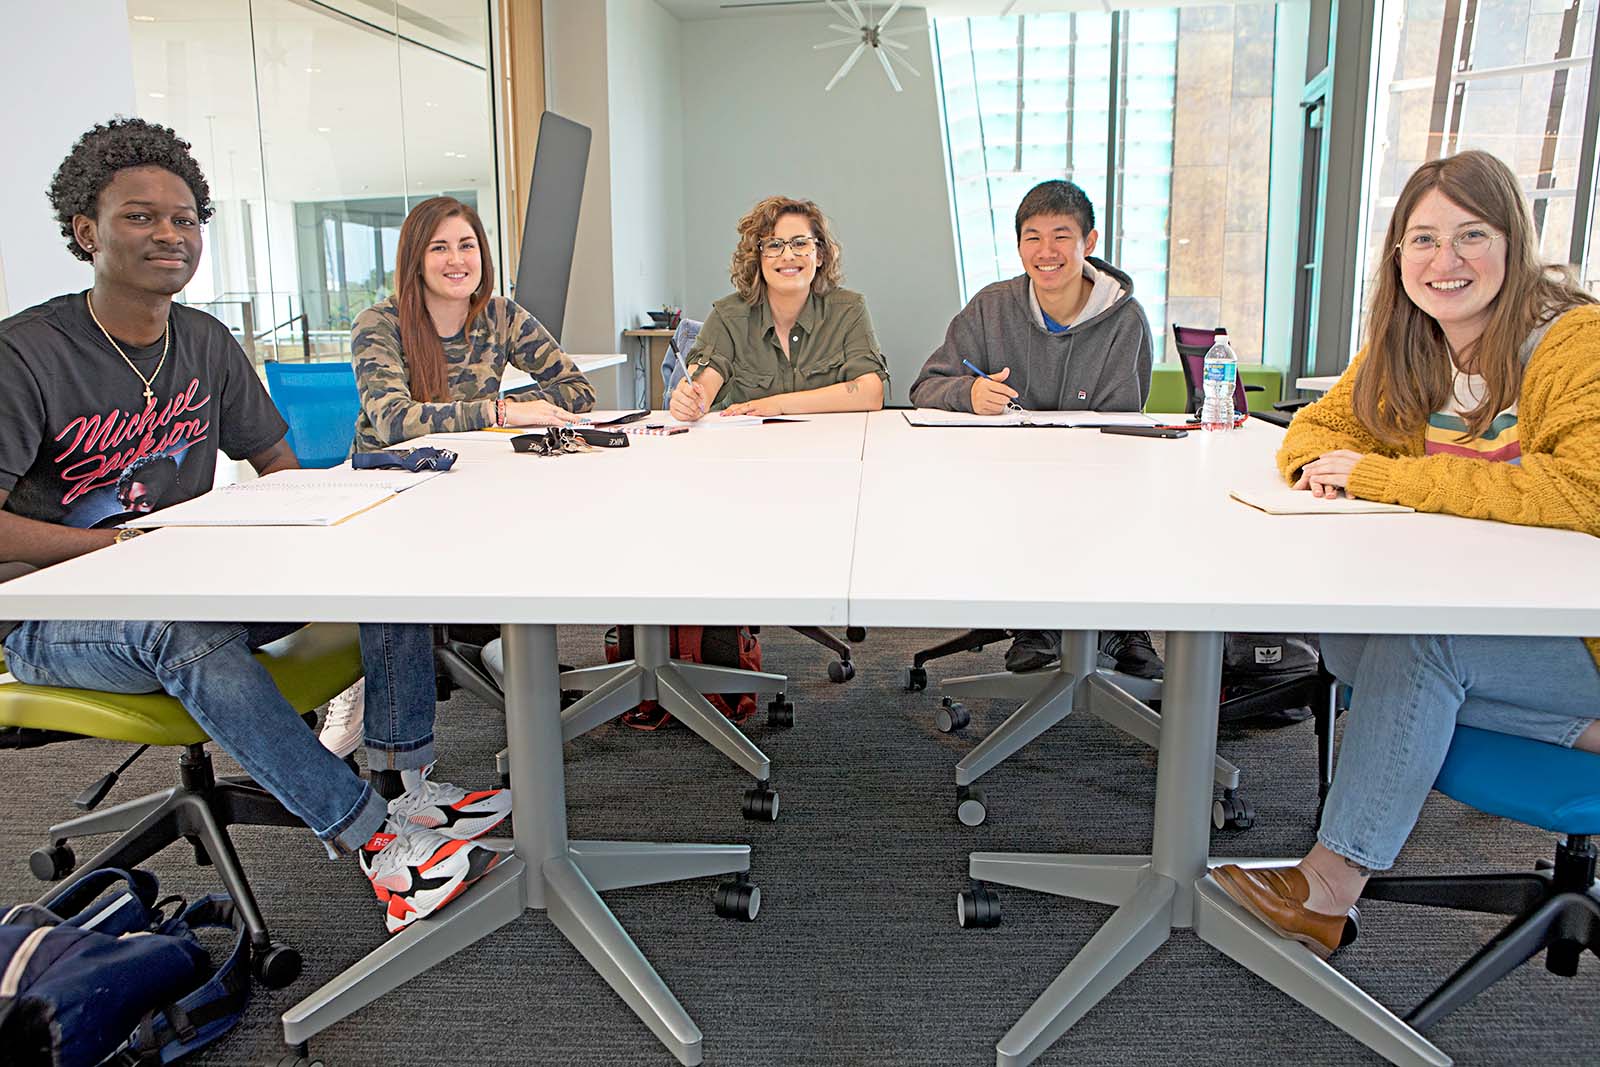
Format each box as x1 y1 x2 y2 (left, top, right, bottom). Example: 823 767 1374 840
282 623 749 1065
657 664 772 782
968 631 1450 1067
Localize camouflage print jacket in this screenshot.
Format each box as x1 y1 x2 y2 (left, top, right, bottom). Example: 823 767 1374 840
351 295 596 451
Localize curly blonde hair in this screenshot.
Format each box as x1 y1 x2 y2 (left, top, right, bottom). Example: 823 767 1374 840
729 196 843 304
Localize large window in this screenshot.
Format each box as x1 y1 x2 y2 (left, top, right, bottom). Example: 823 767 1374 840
933 5 1278 364
127 0 497 364
1362 0 1600 322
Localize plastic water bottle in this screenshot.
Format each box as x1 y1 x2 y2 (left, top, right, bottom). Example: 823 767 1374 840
1200 330 1238 432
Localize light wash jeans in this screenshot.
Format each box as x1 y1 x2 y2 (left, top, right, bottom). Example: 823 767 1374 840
1 620 438 857
1318 633 1600 870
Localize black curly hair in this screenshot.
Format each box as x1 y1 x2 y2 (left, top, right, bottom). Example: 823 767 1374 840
49 117 213 263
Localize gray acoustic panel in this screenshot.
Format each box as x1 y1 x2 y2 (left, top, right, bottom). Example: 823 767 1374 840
512 111 591 343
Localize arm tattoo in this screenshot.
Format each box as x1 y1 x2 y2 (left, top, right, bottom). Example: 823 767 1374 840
844 380 859 395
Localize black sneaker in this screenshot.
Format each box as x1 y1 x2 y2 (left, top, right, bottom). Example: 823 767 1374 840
1004 629 1060 673
1099 631 1164 679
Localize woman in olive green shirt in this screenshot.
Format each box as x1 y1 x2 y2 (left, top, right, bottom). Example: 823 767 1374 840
669 196 889 420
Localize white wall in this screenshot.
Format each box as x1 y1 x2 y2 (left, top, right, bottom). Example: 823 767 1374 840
607 0 686 330
0 1 135 314
679 10 961 404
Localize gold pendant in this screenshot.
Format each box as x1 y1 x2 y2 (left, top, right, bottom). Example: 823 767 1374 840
143 386 154 403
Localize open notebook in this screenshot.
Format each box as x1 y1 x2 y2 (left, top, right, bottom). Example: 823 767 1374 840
903 408 1157 429
125 468 446 528
1229 480 1413 516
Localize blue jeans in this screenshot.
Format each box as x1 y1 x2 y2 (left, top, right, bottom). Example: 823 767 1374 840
1318 633 1600 870
2 620 438 858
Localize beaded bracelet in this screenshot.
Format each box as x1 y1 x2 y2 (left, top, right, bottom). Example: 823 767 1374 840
495 398 507 427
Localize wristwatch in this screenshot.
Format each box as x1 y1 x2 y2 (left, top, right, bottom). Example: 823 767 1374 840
113 528 146 544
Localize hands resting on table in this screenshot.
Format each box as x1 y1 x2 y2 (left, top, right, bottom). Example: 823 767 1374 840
1293 449 1365 499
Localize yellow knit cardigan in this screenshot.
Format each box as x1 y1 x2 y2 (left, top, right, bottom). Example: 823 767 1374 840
1277 303 1600 669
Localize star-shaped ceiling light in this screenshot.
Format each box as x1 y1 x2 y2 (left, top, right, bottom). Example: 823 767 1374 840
815 1 921 93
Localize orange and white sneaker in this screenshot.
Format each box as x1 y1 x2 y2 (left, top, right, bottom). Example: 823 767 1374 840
359 828 503 934
386 777 510 841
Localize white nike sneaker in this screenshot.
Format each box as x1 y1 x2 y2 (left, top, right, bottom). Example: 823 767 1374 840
386 777 511 841
318 679 365 758
358 827 503 934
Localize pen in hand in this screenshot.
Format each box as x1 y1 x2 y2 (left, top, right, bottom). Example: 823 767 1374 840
671 346 706 415
962 359 1023 413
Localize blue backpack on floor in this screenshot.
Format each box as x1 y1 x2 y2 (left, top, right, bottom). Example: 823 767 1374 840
0 867 253 1067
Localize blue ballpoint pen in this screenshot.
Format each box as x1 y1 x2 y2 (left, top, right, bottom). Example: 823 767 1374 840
962 359 1023 412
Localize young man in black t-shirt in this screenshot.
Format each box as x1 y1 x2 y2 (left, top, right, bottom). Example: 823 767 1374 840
0 119 507 934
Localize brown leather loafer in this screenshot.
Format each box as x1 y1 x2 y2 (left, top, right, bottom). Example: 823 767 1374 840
1212 864 1359 960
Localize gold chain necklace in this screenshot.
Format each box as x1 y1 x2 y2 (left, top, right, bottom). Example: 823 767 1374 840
86 293 170 403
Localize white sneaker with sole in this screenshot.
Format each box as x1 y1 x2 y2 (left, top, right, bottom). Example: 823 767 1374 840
318 678 365 758
387 777 511 840
359 827 503 934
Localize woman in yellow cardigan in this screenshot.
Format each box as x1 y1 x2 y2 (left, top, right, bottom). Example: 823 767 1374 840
1213 150 1600 958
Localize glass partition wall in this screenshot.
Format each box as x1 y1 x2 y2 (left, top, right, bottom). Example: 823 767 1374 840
127 0 497 365
933 4 1278 365
1362 0 1600 337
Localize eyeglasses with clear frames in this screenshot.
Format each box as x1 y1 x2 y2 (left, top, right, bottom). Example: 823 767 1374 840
1395 228 1502 262
758 235 819 258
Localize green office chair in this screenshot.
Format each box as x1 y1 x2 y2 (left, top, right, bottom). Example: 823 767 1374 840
0 623 363 989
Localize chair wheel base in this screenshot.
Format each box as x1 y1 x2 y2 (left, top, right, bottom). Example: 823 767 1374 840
1213 790 1255 831
958 883 1001 928
713 874 761 921
742 783 779 821
845 626 867 643
827 659 855 683
905 666 928 692
767 697 795 729
935 696 970 733
30 842 75 882
956 785 987 827
255 941 302 989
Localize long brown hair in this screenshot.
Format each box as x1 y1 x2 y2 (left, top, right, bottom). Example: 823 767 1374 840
1355 150 1593 444
729 196 843 305
394 196 494 402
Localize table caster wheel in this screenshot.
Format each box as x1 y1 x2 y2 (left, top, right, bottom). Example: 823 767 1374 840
827 659 855 683
905 666 928 692
935 696 970 733
956 785 987 827
30 842 75 882
1212 789 1255 831
957 883 1001 928
767 697 795 729
275 1043 325 1067
254 941 302 989
742 782 780 821
713 874 761 921
845 626 867 643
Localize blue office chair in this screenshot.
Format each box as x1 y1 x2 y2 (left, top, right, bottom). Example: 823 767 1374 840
262 361 360 468
1361 726 1600 1032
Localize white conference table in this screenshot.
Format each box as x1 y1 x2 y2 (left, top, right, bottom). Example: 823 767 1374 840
0 456 861 1067
847 411 1600 1067
6 409 1599 1065
1295 375 1341 393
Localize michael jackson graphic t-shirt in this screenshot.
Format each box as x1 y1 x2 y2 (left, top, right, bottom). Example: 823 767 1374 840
0 292 288 530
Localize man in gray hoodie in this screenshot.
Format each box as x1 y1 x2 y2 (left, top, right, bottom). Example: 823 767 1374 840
910 179 1162 678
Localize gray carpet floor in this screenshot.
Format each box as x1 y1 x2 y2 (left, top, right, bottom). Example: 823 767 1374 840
2 627 1594 1066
